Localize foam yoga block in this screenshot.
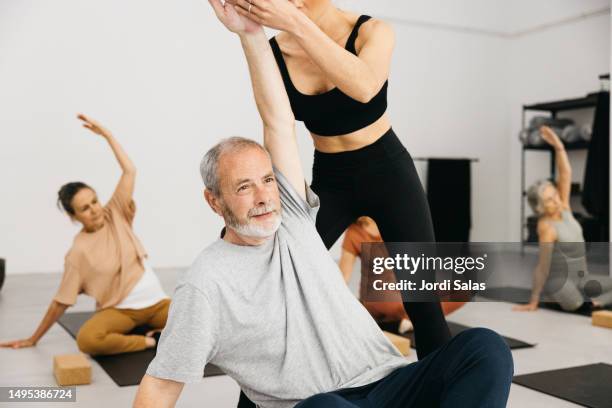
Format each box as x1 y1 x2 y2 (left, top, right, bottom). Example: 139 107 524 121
383 331 411 356
592 310 612 328
53 354 91 386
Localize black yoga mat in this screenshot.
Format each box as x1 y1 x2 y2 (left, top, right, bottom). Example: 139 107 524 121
57 312 225 386
481 287 612 317
378 321 534 350
513 363 612 408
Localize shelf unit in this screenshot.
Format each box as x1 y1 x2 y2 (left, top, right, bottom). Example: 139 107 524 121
520 94 598 244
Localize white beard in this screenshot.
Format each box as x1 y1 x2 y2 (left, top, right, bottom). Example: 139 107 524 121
223 201 282 239
231 214 282 238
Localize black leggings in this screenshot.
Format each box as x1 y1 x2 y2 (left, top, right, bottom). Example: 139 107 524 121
311 128 450 357
237 128 451 408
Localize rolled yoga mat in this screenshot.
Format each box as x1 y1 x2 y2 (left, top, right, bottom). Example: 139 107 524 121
378 320 535 350
57 311 224 386
513 363 612 408
481 287 612 317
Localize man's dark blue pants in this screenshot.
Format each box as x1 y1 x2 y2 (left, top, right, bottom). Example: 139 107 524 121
296 328 514 408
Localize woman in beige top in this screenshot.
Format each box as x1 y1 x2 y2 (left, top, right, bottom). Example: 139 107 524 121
0 114 170 355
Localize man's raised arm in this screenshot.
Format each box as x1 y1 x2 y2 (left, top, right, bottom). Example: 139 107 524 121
209 0 305 199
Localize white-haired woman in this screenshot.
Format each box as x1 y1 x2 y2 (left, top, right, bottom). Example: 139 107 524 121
514 126 612 312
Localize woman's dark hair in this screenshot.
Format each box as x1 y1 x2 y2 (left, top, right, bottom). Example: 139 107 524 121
57 182 91 215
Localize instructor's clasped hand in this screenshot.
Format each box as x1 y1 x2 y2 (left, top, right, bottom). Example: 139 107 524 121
226 0 303 32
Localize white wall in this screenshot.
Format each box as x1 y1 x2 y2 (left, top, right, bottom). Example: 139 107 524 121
502 0 610 34
388 22 509 243
337 0 610 35
0 0 263 274
0 0 609 274
336 0 506 33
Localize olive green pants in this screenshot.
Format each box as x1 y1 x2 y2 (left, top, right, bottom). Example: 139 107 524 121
76 298 170 356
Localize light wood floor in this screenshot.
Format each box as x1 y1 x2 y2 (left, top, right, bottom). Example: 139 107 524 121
1 267 611 407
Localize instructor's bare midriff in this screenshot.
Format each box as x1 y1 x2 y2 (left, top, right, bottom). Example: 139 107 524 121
312 113 392 153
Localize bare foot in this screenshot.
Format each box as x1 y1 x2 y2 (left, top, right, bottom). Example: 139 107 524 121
398 319 413 334
145 329 163 337
145 329 163 348
144 337 156 348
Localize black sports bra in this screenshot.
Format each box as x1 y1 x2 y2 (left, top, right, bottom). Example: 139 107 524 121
269 15 389 137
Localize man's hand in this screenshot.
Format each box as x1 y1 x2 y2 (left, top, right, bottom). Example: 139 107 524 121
209 0 262 35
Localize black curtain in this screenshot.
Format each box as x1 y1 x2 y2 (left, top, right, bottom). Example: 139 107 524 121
582 91 609 241
427 159 472 242
0 258 4 291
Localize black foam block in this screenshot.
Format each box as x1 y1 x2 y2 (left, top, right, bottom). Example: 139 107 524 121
58 311 224 386
513 363 612 408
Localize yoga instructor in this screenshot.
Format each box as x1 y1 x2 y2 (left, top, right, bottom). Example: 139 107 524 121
0 114 170 356
228 0 450 360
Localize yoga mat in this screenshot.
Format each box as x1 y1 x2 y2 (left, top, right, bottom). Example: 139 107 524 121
58 312 224 386
513 363 612 408
378 321 534 350
481 287 612 317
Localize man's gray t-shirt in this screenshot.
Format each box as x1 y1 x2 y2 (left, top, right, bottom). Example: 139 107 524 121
146 170 409 408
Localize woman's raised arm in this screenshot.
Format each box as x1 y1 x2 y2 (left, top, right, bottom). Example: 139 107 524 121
77 113 137 202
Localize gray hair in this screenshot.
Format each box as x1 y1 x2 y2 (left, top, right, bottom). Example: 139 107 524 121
526 179 554 216
200 137 268 196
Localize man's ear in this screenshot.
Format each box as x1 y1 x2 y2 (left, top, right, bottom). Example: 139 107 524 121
204 189 223 216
